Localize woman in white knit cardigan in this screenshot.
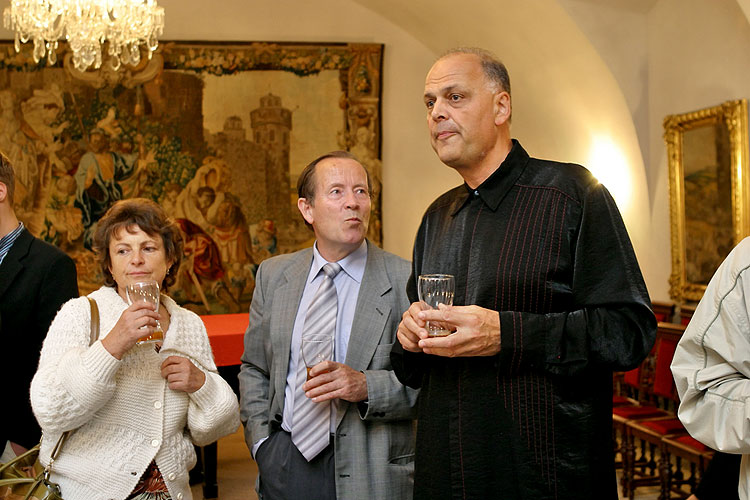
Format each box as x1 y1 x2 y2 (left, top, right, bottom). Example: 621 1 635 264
30 198 240 500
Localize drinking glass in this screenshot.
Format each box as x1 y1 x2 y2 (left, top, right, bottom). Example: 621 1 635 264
301 335 334 380
125 280 164 344
418 274 455 337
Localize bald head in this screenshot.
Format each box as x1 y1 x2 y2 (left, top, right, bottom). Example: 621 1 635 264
439 47 511 97
423 49 513 186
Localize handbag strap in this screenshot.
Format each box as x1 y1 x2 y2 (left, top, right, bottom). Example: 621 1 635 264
45 297 101 478
88 297 100 344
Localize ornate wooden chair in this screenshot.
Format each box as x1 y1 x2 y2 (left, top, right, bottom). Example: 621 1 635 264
652 301 676 323
613 341 672 494
622 323 686 499
679 304 696 326
660 434 714 499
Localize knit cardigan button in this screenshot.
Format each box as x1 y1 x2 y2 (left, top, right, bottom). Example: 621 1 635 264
151 439 160 447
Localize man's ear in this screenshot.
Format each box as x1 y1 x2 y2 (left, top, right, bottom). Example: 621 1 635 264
0 181 7 204
297 197 314 225
494 91 511 126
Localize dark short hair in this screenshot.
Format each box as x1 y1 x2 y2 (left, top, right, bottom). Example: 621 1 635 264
0 151 15 203
296 151 372 230
442 47 511 97
92 198 183 290
297 150 372 201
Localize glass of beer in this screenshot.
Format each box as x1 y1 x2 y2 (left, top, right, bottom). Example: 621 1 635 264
125 280 164 344
418 274 455 336
301 335 333 380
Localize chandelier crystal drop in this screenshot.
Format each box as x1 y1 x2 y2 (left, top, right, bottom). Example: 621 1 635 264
3 0 165 72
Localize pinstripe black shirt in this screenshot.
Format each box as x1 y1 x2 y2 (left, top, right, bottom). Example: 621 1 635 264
392 140 656 500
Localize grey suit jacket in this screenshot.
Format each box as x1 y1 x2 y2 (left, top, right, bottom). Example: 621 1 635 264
239 240 417 500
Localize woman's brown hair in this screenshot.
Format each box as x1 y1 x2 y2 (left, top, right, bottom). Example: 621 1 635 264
92 198 183 290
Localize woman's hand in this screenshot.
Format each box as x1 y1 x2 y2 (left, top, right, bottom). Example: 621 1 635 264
161 356 206 393
101 301 160 360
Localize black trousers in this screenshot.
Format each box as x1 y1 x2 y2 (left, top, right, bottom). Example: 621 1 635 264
694 451 741 500
255 430 335 500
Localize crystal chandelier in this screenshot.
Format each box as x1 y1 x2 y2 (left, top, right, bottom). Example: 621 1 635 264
3 0 165 72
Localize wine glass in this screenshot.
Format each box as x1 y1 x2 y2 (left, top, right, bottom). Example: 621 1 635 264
417 274 455 336
125 280 164 344
301 335 334 380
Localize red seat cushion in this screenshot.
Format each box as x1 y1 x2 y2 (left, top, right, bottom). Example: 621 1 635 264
653 337 679 399
613 405 668 419
623 367 640 387
613 395 634 406
637 418 686 435
671 435 710 452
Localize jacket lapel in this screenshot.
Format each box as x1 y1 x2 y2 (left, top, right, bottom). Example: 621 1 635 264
271 249 312 403
337 242 392 427
0 228 33 300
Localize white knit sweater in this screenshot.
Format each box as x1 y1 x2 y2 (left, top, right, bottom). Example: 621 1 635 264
30 286 240 500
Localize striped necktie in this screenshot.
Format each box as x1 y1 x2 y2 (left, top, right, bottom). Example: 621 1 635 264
291 262 341 461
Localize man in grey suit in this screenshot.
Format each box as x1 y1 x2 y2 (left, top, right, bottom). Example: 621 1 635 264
239 151 417 500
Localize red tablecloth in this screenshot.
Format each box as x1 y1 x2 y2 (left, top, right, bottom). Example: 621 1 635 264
200 313 248 367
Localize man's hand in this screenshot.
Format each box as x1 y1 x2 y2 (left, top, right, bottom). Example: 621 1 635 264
396 302 429 352
161 355 206 393
302 361 368 403
417 304 501 357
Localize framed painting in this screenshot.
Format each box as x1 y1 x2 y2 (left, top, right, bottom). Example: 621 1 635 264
664 99 750 303
0 41 383 314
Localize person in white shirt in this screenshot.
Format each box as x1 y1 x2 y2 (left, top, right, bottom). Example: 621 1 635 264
672 236 750 500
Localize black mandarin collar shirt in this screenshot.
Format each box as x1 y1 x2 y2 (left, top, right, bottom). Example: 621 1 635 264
453 138 529 215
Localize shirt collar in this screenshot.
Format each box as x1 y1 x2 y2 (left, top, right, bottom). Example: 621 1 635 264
310 239 368 284
0 221 24 254
452 139 530 215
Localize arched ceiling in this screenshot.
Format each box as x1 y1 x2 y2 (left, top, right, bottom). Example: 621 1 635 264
349 0 657 253
350 0 649 186
736 0 750 23
350 0 640 157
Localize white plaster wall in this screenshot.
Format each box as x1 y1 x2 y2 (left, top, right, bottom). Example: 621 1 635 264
558 0 652 194
645 0 750 301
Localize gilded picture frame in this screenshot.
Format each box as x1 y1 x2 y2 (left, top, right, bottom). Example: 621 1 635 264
664 99 750 303
0 40 383 314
